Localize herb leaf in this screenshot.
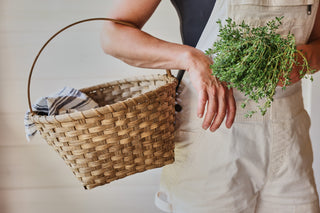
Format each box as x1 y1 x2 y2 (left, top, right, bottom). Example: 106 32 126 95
206 17 314 117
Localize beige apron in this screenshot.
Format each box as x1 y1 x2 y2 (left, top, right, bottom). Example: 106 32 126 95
155 1 320 212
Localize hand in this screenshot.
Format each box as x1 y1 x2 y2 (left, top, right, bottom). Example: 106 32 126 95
278 44 309 87
186 49 236 131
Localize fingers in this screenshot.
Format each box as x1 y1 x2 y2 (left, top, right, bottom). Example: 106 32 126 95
197 90 207 119
202 89 217 130
199 83 235 132
225 88 236 128
209 86 226 132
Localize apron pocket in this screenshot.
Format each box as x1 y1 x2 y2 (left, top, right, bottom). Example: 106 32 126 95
232 0 315 6
228 0 317 44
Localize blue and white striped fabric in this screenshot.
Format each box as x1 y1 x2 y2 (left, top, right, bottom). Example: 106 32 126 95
24 86 99 142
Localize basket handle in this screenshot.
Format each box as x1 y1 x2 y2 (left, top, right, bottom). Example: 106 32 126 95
27 17 173 114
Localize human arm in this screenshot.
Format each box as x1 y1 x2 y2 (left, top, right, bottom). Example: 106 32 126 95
101 0 236 131
278 4 320 86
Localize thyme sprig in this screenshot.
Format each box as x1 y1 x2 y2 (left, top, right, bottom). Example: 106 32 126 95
205 17 314 117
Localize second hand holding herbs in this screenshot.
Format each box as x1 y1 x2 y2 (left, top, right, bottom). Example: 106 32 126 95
205 17 314 118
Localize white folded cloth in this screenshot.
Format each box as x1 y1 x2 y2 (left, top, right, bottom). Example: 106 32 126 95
24 86 99 142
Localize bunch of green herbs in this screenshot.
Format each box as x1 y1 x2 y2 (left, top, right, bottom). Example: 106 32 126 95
205 17 314 117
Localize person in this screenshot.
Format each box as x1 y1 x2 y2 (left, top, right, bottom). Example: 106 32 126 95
101 0 320 212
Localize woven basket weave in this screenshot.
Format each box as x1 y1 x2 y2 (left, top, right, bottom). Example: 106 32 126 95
27 18 178 189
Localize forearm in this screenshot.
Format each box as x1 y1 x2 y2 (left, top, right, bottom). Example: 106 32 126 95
100 22 195 71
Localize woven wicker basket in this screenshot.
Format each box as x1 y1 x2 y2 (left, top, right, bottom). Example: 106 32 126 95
27 18 178 189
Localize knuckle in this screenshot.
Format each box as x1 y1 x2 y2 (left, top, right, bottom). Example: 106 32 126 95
218 87 226 96
199 99 207 105
199 84 207 91
221 111 227 118
199 95 207 104
217 110 226 119
208 88 217 98
208 107 217 115
205 109 217 120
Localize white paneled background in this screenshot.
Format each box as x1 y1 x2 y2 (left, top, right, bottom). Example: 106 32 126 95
309 72 320 203
1 0 320 212
0 0 180 213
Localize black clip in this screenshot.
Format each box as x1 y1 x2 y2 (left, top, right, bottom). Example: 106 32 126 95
175 104 182 112
307 5 312 15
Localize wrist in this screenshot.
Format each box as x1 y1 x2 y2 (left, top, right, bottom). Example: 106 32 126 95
176 45 196 71
177 46 211 72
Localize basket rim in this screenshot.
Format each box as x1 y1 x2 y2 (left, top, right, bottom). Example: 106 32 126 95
30 74 177 124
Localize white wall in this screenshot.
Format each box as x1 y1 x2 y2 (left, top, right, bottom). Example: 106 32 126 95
309 72 320 199
0 0 180 212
